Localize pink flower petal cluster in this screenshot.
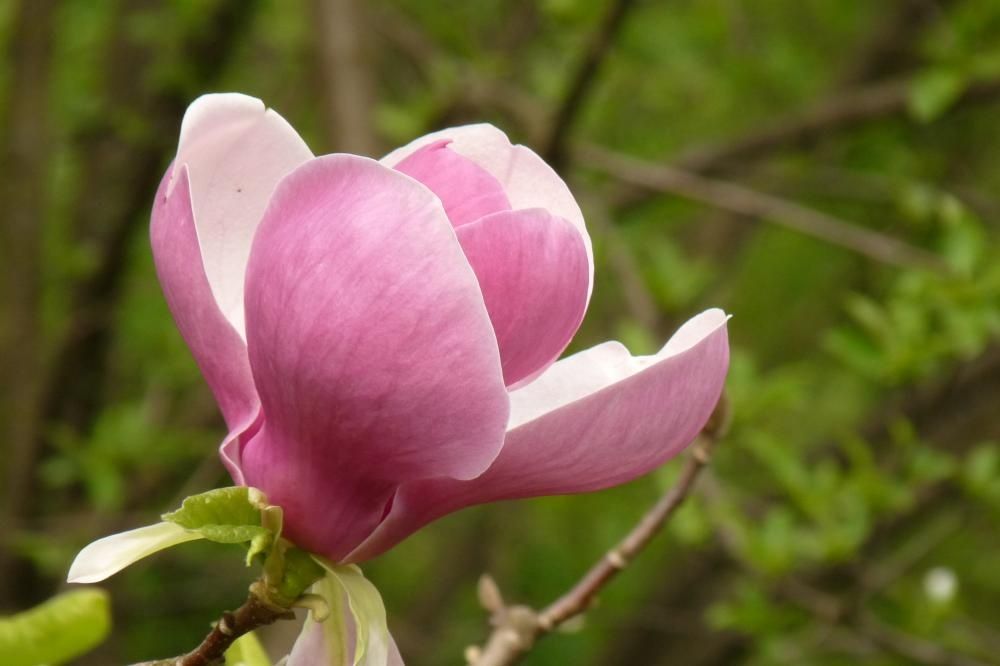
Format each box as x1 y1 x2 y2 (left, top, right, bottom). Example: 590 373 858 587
151 93 730 565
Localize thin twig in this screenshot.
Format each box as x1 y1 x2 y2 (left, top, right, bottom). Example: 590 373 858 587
131 584 294 666
858 614 991 666
672 76 1000 176
581 194 663 334
575 142 947 272
467 396 730 666
544 0 639 167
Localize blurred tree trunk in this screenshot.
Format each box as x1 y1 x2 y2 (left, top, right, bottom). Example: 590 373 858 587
312 0 378 155
0 0 57 611
1 0 260 610
839 0 958 86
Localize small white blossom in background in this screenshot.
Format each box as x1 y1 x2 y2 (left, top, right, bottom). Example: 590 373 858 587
923 566 958 603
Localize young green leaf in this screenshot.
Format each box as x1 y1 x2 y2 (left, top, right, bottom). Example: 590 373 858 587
163 486 268 531
225 630 273 666
274 546 326 605
908 69 967 123
0 588 111 666
69 487 277 584
162 487 276 558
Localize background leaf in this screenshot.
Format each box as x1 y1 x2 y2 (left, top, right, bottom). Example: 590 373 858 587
0 589 111 666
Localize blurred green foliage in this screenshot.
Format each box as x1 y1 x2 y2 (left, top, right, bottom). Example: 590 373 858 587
0 589 110 666
1 0 998 665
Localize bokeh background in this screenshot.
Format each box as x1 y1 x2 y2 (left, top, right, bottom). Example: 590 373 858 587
2 0 999 664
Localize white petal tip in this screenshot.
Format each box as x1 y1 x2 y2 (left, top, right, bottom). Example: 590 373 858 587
66 522 202 586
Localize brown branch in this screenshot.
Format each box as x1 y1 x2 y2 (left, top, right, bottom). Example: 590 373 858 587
575 142 947 272
601 345 1000 665
837 0 957 87
544 0 638 168
672 75 1000 177
857 613 991 666
466 397 730 666
132 584 295 666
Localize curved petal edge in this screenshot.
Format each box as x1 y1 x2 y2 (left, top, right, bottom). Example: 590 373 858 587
347 309 730 562
240 154 510 560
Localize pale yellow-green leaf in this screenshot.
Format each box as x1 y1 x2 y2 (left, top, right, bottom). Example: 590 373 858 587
314 558 389 666
225 630 272 666
0 588 111 666
67 521 202 583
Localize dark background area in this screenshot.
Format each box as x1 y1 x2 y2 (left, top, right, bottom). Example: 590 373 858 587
1 0 998 663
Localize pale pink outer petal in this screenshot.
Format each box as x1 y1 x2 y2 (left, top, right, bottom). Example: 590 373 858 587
456 208 589 387
150 165 259 481
173 93 313 337
393 139 511 227
240 155 510 561
381 124 594 300
287 594 352 666
287 601 405 666
346 309 730 562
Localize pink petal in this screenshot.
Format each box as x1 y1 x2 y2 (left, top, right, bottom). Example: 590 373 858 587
393 139 511 227
240 155 509 560
347 310 730 562
287 597 352 665
174 93 312 336
382 124 593 300
150 165 259 480
456 208 589 387
287 596 405 666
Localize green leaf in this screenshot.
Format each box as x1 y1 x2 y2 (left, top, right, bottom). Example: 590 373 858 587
225 631 272 666
69 487 278 584
163 486 267 531
67 521 202 583
908 69 967 123
314 558 390 666
274 547 326 605
163 487 277 562
0 589 111 666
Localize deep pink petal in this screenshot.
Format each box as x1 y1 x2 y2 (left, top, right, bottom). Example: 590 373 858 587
150 165 259 480
456 208 589 387
393 139 511 227
383 124 593 299
174 93 312 335
241 155 509 560
347 310 730 562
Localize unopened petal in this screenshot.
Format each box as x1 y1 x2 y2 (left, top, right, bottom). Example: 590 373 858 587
456 208 589 387
394 139 511 227
383 124 593 300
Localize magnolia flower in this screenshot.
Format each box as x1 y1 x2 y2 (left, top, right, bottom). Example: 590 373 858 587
153 93 729 564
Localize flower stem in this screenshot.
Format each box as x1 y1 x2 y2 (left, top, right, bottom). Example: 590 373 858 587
131 583 294 666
